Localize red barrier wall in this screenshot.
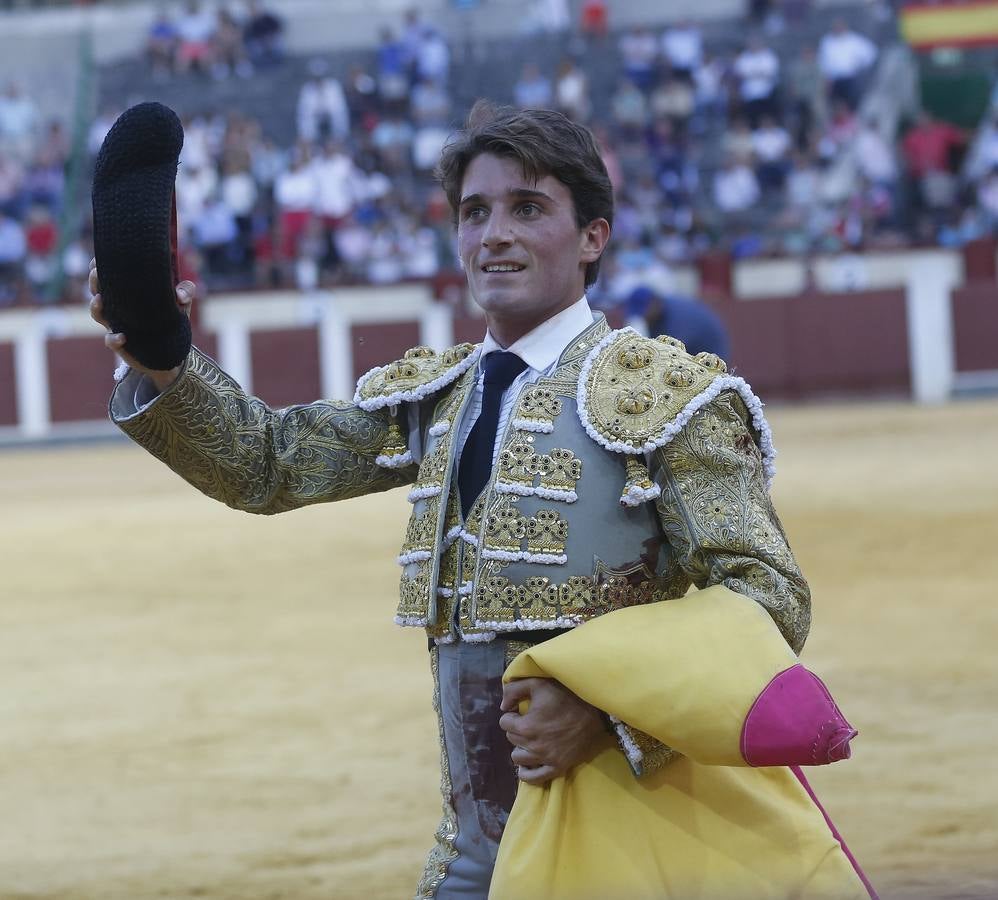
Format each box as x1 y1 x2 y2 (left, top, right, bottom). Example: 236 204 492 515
47 336 118 423
351 322 421 382
250 327 321 407
952 284 998 372
0 343 16 426
714 289 910 399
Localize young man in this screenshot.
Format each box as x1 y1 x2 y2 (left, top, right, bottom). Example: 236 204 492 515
92 103 872 899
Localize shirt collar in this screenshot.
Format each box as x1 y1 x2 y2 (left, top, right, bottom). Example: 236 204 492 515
480 296 593 373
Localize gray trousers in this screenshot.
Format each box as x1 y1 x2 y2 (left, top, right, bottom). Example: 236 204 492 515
434 640 519 899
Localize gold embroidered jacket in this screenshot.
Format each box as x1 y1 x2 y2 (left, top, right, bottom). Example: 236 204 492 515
109 314 810 776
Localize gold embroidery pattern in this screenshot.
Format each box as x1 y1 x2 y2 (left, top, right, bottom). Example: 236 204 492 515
653 392 811 653
497 443 583 494
539 448 582 493
400 496 442 557
582 332 726 452
484 496 527 552
115 348 415 513
397 565 431 622
471 570 678 626
514 387 563 429
525 510 568 556
357 343 476 405
415 648 459 899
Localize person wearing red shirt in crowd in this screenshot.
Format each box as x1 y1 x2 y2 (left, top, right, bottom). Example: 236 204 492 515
902 111 966 179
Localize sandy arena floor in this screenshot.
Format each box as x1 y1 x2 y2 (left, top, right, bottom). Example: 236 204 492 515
1 398 996 900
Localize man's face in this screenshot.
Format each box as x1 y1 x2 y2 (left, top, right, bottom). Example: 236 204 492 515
457 153 608 345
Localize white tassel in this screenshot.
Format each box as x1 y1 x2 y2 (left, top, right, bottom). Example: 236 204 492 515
428 420 451 437
376 450 414 469
407 484 443 503
495 481 578 503
511 418 554 434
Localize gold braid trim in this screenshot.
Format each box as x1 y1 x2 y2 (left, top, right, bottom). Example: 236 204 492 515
114 347 414 514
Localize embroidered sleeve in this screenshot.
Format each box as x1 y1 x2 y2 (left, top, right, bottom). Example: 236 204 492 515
608 390 810 778
652 391 811 653
111 347 416 513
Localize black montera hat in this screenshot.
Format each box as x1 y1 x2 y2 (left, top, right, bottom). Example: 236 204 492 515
92 102 190 371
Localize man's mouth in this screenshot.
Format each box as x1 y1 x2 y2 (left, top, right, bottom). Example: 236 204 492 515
481 263 526 273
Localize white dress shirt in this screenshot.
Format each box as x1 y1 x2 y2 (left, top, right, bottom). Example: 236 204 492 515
455 296 595 471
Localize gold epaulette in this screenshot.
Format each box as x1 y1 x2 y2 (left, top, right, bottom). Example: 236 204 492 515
578 329 729 454
354 343 480 411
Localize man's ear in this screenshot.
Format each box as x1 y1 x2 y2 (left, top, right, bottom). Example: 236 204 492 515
580 217 611 264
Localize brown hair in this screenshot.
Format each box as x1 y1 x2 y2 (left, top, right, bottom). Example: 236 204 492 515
435 101 613 287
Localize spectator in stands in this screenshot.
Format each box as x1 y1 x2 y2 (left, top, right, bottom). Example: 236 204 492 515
243 0 284 68
410 76 451 125
146 8 178 81
192 190 239 276
692 51 728 131
579 0 608 40
415 25 450 86
312 140 354 271
752 114 792 190
902 111 966 193
733 36 780 127
626 286 730 358
649 74 695 133
660 20 702 82
212 8 252 80
618 26 659 92
274 146 317 264
377 27 410 115
514 63 553 109
554 58 590 122
176 160 219 237
0 152 23 218
412 119 450 172
297 67 350 144
714 154 761 214
818 99 857 162
0 81 38 163
722 116 755 161
371 114 414 173
854 117 898 191
818 19 876 111
610 78 648 135
0 210 25 305
174 0 217 76
22 204 57 299
787 45 826 150
345 65 380 130
219 157 258 267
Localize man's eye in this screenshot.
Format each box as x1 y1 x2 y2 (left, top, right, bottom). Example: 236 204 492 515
463 206 487 220
519 203 540 216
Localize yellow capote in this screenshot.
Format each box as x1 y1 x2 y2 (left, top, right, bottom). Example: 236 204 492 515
490 586 870 900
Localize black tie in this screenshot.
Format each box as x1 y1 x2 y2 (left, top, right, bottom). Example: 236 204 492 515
458 351 528 519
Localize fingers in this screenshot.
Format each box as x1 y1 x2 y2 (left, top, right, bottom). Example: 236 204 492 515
104 332 126 352
511 745 544 768
89 294 109 328
176 281 195 318
500 678 534 712
516 763 559 786
499 710 534 743
88 257 99 296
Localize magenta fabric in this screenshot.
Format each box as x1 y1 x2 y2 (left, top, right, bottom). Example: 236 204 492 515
791 765 879 899
741 664 857 767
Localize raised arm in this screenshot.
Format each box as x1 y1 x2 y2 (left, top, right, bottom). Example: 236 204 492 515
91 263 414 514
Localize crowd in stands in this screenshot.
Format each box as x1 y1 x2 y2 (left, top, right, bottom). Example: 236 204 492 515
3 0 998 308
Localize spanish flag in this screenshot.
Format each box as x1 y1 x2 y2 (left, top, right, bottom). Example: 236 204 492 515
902 0 998 50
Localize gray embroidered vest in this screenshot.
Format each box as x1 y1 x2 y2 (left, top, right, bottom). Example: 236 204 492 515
354 315 770 643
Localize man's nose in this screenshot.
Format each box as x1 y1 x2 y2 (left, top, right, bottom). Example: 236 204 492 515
481 210 515 249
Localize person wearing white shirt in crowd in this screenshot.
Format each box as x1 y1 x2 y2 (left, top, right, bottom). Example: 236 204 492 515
175 162 219 235
0 81 38 163
174 0 216 74
618 26 658 92
193 192 239 275
752 115 792 189
274 148 318 262
660 20 702 81
220 159 258 265
297 72 350 145
854 118 897 187
818 20 876 110
733 36 780 127
555 59 591 123
416 27 450 85
714 154 761 214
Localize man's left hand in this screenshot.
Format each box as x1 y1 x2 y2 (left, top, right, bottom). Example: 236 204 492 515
499 678 607 786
